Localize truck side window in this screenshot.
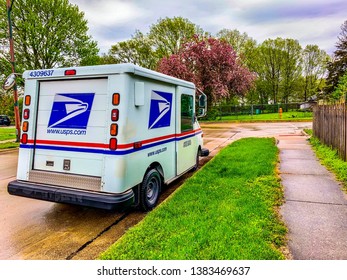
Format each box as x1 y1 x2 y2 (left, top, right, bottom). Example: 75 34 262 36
181 94 194 132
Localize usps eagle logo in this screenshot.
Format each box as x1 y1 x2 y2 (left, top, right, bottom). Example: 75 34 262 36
148 91 172 129
48 93 95 129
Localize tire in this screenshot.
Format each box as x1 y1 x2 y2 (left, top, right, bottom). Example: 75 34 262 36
191 149 200 171
139 169 162 211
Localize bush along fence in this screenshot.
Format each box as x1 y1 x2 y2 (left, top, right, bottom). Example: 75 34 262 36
213 103 304 117
313 104 347 161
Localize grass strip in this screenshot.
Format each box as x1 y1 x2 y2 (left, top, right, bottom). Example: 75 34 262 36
100 138 287 260
0 141 19 150
206 111 312 122
0 127 16 141
308 134 347 193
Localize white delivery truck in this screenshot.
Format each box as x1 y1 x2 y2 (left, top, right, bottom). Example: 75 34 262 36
8 63 209 211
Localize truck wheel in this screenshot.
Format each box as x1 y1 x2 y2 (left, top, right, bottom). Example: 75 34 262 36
191 149 200 171
139 169 161 211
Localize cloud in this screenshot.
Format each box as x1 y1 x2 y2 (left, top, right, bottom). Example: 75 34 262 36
69 0 150 52
70 0 147 26
195 0 347 54
69 0 347 54
238 1 346 24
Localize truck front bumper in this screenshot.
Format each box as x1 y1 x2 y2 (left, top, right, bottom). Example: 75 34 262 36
8 180 134 210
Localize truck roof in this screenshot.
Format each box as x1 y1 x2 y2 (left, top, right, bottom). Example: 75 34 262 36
23 63 196 89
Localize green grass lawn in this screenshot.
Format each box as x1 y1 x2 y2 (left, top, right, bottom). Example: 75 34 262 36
0 126 16 141
100 138 287 260
0 127 18 149
0 141 19 149
208 111 312 122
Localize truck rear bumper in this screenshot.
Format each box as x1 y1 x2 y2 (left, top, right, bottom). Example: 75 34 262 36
8 180 134 210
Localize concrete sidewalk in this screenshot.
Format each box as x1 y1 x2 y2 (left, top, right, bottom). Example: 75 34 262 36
278 134 347 260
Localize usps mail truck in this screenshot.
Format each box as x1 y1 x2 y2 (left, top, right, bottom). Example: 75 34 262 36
8 63 209 211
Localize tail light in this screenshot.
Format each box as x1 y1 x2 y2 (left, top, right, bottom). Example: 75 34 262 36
112 93 120 105
109 138 117 150
110 124 118 136
111 109 119 121
21 133 28 144
22 95 31 144
23 109 30 119
110 93 120 149
64 69 76 76
24 95 31 106
22 121 29 132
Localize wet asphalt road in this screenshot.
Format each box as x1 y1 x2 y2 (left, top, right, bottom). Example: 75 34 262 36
0 122 312 260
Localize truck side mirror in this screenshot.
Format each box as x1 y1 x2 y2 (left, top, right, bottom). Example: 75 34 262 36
2 73 16 90
197 92 207 118
199 94 206 108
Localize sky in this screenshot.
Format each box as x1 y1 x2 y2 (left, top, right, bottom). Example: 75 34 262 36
68 0 347 55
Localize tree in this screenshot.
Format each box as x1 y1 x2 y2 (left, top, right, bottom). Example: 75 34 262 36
302 45 329 100
105 31 157 69
0 0 99 71
149 17 205 58
0 91 13 116
281 39 302 103
216 29 257 70
257 38 284 104
331 71 347 101
106 17 205 70
0 38 12 80
255 38 304 104
326 20 347 93
157 36 255 109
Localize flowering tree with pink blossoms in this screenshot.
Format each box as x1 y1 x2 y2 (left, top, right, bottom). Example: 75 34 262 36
157 36 256 109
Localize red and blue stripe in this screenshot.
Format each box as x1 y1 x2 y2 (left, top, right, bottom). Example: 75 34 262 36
20 129 202 155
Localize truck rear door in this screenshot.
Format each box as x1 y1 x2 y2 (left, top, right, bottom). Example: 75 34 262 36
33 78 107 177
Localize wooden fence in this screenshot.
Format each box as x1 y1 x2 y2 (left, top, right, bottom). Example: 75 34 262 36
313 104 347 161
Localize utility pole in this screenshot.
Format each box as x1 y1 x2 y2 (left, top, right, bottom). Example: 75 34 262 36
6 0 21 142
